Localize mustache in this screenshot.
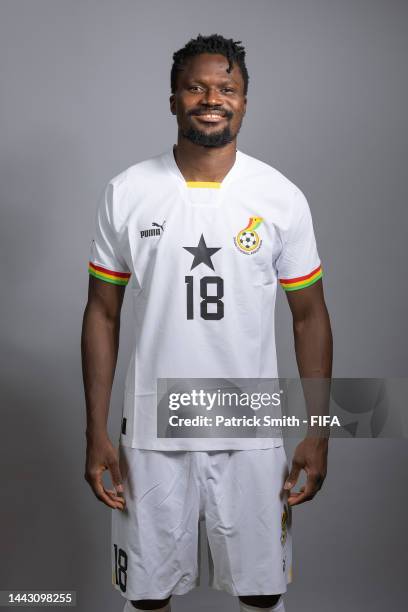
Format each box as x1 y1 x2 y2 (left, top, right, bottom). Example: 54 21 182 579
188 107 233 119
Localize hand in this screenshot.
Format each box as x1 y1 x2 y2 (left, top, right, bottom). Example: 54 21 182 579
84 433 126 511
284 437 328 506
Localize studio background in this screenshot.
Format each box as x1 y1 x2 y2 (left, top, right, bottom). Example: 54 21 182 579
1 1 407 611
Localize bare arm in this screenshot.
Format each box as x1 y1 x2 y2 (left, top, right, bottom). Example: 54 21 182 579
81 276 126 510
283 279 333 506
287 278 332 378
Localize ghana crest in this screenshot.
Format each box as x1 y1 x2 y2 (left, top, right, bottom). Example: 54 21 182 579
234 216 263 254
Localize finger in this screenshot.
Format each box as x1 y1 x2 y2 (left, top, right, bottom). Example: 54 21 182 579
288 478 319 506
105 492 126 510
92 480 122 509
285 485 304 503
287 492 303 505
88 474 125 509
284 463 301 490
106 489 127 506
106 488 125 500
108 459 124 494
85 465 126 509
314 473 326 490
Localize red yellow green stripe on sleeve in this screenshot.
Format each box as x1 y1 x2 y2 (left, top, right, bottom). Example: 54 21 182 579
279 264 323 291
88 262 131 286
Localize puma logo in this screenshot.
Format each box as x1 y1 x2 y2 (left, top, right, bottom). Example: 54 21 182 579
152 220 166 232
140 220 166 239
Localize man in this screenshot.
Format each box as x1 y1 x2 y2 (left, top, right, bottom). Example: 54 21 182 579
82 34 332 612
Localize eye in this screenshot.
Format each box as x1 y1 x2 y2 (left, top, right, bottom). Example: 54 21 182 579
222 88 235 94
188 86 203 92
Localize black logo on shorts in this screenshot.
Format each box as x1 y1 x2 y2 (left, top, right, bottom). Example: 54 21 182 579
140 220 166 238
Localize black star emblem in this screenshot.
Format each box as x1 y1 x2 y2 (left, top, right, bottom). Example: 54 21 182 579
183 234 221 271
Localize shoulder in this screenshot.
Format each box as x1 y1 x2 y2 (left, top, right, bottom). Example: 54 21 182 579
238 150 309 220
238 150 305 202
109 151 168 193
103 151 169 222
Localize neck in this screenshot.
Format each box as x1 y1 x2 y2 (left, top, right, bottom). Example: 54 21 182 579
173 137 237 183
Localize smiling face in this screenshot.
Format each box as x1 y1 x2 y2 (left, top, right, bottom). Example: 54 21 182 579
170 53 247 148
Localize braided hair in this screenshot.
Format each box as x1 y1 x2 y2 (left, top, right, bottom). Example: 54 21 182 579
171 33 249 95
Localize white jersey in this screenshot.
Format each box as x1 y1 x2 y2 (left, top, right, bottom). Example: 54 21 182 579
88 147 323 450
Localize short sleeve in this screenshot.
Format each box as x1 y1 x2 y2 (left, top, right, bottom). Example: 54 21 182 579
276 187 323 291
88 183 132 286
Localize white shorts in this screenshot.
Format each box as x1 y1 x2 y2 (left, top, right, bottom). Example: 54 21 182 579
111 445 293 600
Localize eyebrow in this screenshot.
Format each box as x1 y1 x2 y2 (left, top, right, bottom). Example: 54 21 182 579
186 77 239 86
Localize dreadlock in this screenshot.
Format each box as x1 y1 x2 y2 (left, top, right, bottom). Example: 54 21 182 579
171 33 249 95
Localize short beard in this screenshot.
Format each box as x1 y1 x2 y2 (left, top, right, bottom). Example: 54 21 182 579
182 125 235 148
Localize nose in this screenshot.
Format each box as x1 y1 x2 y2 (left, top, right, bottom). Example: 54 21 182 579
201 86 223 106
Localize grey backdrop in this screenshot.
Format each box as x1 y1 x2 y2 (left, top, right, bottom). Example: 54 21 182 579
1 1 407 611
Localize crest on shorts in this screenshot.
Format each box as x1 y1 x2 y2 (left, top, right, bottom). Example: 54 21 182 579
281 504 288 546
234 217 263 254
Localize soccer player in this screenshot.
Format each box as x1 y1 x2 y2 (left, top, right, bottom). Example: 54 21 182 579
82 34 332 612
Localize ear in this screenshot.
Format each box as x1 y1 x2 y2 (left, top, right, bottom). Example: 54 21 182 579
169 94 176 115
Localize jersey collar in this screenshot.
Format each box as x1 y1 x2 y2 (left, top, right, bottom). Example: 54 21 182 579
163 144 245 190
